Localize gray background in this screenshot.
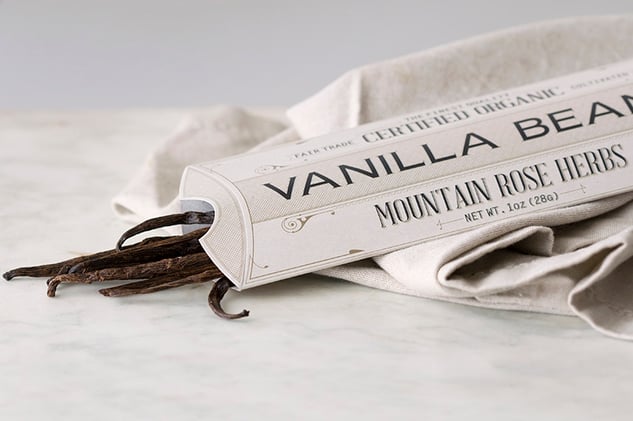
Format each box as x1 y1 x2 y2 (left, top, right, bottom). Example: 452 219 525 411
0 0 631 109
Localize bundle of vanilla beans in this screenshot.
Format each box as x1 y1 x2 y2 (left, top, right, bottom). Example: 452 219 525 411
3 211 249 319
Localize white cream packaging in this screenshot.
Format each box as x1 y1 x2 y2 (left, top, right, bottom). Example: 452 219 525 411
180 60 633 289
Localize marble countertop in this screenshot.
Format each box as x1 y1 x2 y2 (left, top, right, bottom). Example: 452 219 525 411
1 110 632 420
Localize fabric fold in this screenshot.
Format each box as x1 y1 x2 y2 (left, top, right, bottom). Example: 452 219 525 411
112 106 288 223
112 15 633 339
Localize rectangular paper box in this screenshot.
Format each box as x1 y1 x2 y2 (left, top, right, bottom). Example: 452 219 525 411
180 60 633 289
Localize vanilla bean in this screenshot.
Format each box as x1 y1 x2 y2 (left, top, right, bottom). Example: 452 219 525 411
98 268 221 297
68 228 207 274
46 252 215 297
117 211 214 250
208 276 249 320
4 210 252 320
3 255 108 281
2 236 171 280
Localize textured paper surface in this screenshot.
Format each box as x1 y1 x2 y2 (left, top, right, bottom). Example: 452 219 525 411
180 62 633 289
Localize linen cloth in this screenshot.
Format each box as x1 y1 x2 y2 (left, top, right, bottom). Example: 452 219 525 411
113 15 633 339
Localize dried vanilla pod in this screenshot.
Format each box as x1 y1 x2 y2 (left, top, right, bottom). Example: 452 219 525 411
46 252 214 296
67 227 207 274
116 211 215 250
209 277 250 319
98 268 221 297
3 211 249 320
2 235 174 281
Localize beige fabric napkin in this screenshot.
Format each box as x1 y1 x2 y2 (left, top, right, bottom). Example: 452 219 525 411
113 15 633 339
